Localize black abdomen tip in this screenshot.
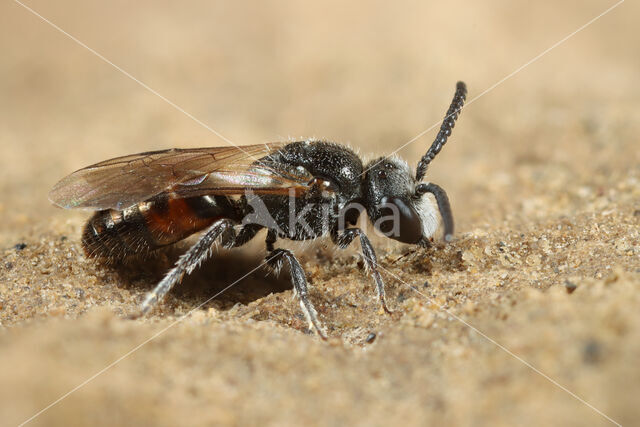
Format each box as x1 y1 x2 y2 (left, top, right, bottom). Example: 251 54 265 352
81 209 149 260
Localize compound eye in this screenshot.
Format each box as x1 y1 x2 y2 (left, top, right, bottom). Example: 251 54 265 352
376 196 423 244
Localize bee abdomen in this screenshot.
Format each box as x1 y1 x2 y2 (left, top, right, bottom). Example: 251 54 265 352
82 204 158 259
81 196 235 259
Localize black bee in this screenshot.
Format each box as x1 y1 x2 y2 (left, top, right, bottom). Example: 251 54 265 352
49 81 467 338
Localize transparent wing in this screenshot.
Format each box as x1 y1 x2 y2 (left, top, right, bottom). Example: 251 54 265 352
49 142 311 210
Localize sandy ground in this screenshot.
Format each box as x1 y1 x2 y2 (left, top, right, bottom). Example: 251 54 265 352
1 1 639 426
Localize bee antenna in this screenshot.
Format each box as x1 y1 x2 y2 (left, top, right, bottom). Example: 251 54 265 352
415 81 467 182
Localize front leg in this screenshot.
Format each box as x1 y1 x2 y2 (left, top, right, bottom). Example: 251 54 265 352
333 228 392 314
266 247 327 339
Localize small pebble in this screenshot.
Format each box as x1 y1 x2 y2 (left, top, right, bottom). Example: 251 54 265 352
365 332 377 344
583 340 602 364
564 280 577 294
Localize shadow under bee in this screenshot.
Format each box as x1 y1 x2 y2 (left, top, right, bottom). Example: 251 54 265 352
107 243 292 312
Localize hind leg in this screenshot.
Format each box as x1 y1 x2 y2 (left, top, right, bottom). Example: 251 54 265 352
131 218 236 317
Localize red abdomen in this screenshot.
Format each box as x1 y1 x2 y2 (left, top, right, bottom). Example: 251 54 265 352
82 195 235 259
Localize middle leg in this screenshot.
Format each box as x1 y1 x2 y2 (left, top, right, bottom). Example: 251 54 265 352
264 242 327 339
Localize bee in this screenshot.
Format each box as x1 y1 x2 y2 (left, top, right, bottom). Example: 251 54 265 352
49 81 467 338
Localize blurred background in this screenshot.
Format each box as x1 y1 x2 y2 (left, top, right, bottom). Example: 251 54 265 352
1 0 638 245
2 2 640 425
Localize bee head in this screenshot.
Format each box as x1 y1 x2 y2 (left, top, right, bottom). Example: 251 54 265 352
362 157 439 245
361 81 465 244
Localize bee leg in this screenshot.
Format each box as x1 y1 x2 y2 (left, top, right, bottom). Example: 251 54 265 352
130 218 236 318
333 228 393 314
232 223 263 247
265 247 327 340
265 229 277 252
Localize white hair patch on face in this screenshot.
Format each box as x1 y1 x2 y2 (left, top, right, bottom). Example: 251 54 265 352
384 156 440 239
414 193 440 239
